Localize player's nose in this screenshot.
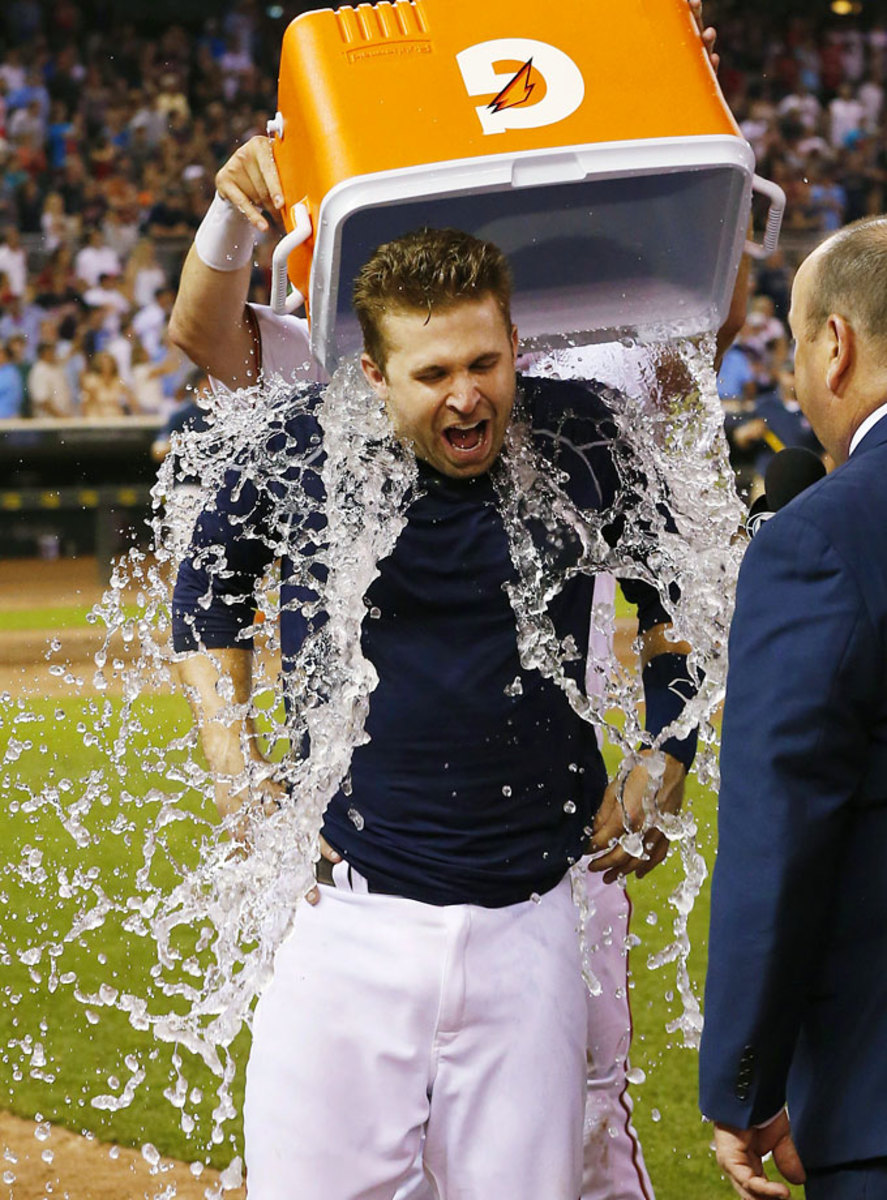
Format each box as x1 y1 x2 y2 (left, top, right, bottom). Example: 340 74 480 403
446 375 481 414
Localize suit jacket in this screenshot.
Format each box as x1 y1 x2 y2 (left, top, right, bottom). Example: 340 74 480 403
700 414 887 1170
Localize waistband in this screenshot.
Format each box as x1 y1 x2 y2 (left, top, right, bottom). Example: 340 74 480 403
316 856 370 893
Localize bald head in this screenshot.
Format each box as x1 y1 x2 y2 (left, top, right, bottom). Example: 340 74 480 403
803 216 887 353
789 215 887 464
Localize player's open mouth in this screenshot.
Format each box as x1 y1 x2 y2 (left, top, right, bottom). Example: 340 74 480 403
443 420 489 454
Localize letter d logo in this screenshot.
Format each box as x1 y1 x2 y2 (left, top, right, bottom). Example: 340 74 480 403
456 38 585 136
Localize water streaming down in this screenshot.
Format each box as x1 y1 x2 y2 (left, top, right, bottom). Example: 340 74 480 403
0 337 743 1185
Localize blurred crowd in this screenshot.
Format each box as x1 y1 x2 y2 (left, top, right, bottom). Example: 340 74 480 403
0 0 283 420
706 8 887 497
0 0 884 499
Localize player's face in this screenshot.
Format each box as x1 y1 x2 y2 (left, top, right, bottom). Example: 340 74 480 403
360 294 518 478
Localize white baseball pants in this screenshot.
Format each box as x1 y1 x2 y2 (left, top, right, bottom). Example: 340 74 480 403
244 872 587 1200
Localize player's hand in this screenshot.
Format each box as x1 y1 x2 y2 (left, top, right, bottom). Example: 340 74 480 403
689 0 720 73
215 134 285 233
713 1113 805 1199
588 751 686 883
217 768 288 850
305 836 343 907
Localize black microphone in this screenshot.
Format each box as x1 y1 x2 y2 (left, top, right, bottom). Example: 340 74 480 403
745 448 826 537
765 447 826 510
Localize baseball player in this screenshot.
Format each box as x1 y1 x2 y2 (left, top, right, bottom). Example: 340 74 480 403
171 223 705 1198
169 58 740 1192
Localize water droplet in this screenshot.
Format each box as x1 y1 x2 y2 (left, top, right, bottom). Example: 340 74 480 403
142 1143 161 1168
563 800 577 814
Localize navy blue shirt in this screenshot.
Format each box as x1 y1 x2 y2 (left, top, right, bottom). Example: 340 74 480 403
173 376 672 906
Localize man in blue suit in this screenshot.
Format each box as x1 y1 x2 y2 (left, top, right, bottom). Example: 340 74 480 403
700 213 887 1200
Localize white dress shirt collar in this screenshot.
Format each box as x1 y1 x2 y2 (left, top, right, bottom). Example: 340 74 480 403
849 401 887 457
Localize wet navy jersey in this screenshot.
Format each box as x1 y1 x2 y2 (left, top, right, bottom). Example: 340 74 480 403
173 375 671 907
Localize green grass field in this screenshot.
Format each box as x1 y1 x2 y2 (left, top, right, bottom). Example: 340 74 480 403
0 611 800 1195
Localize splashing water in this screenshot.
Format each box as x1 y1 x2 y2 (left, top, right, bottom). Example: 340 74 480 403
0 336 742 1184
523 335 744 1041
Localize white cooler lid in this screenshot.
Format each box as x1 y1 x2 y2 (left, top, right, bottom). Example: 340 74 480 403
305 135 756 372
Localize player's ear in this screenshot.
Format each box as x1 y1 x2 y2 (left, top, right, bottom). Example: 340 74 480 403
511 324 519 361
361 353 388 399
825 313 853 396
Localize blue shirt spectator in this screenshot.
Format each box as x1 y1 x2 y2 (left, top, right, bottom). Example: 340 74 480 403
0 346 25 417
717 344 756 401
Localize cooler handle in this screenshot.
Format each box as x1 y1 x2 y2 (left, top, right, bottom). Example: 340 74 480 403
745 176 786 260
271 202 312 315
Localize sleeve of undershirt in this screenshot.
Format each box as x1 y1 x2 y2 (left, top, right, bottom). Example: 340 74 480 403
172 467 275 653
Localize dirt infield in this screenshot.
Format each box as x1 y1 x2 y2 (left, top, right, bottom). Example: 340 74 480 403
0 1110 245 1200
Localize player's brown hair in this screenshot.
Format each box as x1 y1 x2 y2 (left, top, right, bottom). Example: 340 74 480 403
352 228 514 372
804 215 887 348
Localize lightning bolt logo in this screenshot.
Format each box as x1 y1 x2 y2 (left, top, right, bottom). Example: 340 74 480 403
487 58 535 113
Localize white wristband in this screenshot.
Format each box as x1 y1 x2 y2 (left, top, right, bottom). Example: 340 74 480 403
194 191 256 272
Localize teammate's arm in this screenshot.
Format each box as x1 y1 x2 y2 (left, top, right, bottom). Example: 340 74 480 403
168 136 285 390
176 647 286 837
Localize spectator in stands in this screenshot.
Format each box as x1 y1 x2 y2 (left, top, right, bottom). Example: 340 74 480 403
808 162 848 232
74 227 120 290
28 339 74 417
122 237 167 308
132 285 175 360
858 69 884 134
5 331 29 410
0 339 24 418
146 183 197 243
102 204 141 262
131 336 182 415
776 80 822 133
83 272 131 336
60 325 86 411
0 289 44 361
32 244 80 314
80 349 133 418
735 298 789 379
107 313 136 386
829 80 866 148
8 98 46 149
15 175 44 234
0 224 27 296
40 190 75 253
57 155 87 221
840 142 882 222
718 337 758 405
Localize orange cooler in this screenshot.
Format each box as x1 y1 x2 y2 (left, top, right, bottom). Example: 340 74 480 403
268 0 784 370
